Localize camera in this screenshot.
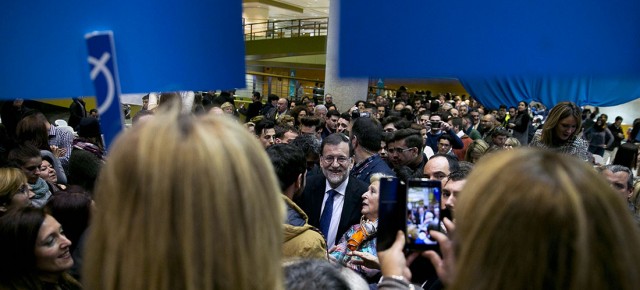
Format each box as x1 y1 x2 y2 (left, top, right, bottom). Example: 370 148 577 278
430 121 441 129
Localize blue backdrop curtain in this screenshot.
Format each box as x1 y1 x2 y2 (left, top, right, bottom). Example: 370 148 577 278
460 77 640 109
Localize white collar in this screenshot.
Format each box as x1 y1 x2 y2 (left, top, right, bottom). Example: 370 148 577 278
325 176 349 196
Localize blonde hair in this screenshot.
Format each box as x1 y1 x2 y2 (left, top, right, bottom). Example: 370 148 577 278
451 148 640 290
464 139 490 163
83 106 284 290
540 101 582 145
369 173 393 184
504 137 521 148
0 168 27 205
277 115 295 127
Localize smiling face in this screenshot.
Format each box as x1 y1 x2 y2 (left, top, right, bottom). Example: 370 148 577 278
38 160 58 184
35 215 73 281
361 181 380 220
337 118 349 133
554 116 578 141
320 142 352 188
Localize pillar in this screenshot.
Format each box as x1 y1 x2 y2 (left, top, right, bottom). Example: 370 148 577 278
323 0 369 113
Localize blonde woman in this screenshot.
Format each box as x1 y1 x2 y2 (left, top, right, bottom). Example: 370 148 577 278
378 149 640 290
83 105 284 290
463 139 489 163
0 167 33 216
329 173 392 282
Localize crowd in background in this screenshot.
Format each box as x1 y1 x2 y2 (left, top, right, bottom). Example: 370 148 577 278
0 89 639 290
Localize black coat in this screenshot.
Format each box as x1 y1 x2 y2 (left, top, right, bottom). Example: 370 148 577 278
295 174 369 246
68 98 87 130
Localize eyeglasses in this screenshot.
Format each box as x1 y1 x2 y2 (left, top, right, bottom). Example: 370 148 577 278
387 147 414 154
321 156 350 165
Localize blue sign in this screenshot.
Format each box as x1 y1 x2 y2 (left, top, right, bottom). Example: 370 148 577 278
338 0 640 78
86 31 124 150
0 0 245 99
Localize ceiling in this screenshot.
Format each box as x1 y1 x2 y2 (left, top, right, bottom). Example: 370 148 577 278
243 0 330 21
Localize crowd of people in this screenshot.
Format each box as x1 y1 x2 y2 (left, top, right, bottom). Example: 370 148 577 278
0 90 639 289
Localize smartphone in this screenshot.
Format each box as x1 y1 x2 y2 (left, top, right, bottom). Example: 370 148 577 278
405 178 441 250
377 177 406 252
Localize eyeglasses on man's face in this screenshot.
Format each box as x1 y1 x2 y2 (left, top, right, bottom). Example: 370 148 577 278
321 155 350 165
387 147 414 154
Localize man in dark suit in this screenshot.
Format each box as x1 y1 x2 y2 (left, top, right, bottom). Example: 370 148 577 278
238 92 263 122
295 133 369 247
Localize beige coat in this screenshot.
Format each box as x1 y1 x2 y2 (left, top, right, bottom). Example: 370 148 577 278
282 196 328 260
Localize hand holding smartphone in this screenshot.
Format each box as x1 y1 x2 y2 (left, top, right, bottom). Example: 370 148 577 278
377 177 442 252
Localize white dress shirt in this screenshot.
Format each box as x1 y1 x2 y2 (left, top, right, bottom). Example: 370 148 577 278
321 177 349 247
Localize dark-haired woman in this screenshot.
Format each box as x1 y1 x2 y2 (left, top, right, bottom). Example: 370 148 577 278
0 207 81 289
584 118 614 157
507 101 531 145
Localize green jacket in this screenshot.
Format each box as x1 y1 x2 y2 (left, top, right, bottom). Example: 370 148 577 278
282 196 328 260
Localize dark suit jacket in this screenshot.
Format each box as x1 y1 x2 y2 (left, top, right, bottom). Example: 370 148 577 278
295 174 369 246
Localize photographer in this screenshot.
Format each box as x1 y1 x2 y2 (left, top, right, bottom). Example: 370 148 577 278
425 114 463 153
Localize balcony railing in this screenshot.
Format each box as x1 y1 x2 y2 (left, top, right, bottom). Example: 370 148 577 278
243 17 328 41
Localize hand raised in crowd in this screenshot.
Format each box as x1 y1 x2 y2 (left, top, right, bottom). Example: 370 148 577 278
439 121 452 131
349 250 380 269
50 145 66 158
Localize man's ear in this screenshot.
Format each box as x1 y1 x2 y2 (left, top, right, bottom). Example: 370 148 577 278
295 172 306 192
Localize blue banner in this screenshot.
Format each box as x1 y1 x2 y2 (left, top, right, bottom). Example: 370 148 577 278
460 76 640 109
0 0 245 99
86 31 125 150
338 0 640 79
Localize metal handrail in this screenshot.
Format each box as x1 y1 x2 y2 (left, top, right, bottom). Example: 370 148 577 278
243 17 329 41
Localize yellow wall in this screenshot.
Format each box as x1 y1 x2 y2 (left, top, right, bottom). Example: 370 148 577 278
38 97 98 111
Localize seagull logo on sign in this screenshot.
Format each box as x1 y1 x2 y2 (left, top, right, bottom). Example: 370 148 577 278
88 52 114 115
